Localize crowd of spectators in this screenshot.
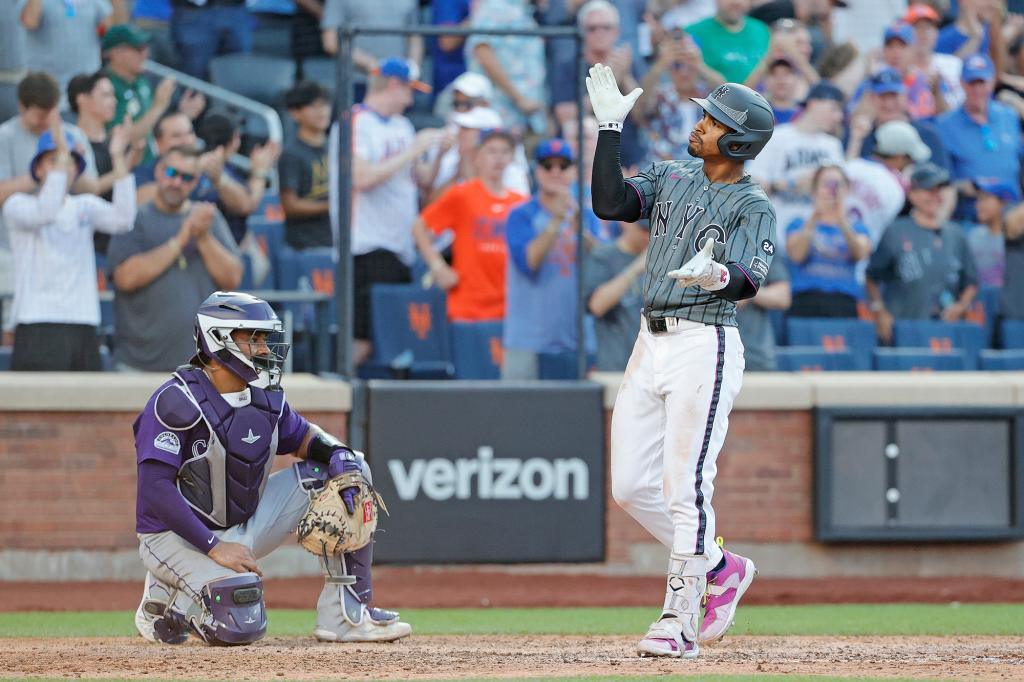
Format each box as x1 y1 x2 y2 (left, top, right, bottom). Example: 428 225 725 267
1 0 1024 374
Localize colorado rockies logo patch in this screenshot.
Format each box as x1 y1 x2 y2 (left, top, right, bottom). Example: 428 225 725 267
761 239 775 256
693 223 725 253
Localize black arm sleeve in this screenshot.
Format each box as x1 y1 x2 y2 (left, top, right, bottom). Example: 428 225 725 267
711 264 760 302
591 130 642 222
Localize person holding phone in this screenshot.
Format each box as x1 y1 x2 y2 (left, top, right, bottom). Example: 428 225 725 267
785 163 871 317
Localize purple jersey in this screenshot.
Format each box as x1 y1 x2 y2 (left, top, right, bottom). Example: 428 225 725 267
135 370 310 535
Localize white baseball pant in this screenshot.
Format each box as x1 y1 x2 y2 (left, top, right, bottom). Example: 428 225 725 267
611 316 745 573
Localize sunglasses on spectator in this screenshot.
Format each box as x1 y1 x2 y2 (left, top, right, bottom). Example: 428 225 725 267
540 159 573 171
163 166 197 183
452 98 475 111
981 125 998 152
585 23 616 33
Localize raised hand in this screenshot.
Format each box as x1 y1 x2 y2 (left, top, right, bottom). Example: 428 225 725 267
585 63 642 131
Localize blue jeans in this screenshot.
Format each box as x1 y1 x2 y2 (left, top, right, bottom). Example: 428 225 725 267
171 5 254 79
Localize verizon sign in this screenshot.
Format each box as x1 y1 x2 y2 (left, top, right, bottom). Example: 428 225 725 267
365 382 605 563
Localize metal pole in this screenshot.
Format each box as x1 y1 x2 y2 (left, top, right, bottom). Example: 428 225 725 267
334 28 355 379
574 28 586 380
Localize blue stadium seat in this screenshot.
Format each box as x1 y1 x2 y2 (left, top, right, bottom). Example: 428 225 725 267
247 219 285 290
1001 320 1024 349
967 286 1001 346
450 321 503 379
301 57 336 95
979 349 1024 370
0 347 10 371
873 348 967 371
275 248 336 332
367 284 453 379
775 346 856 372
209 54 296 107
891 320 985 370
785 318 877 371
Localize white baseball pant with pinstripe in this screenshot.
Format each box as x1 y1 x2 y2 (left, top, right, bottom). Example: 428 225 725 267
610 316 745 573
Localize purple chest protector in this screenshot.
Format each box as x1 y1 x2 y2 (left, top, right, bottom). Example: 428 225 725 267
175 367 284 529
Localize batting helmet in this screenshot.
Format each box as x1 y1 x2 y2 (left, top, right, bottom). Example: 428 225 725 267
691 83 774 161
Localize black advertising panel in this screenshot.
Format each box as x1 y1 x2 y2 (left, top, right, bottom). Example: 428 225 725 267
363 381 605 562
815 407 1024 542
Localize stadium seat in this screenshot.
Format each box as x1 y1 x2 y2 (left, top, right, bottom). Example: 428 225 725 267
275 248 336 331
450 321 503 379
965 286 1001 346
301 57 336 95
775 346 856 372
251 14 292 58
785 318 877 371
0 347 10 371
247 217 286 286
891 320 985 370
367 284 453 379
209 54 296 107
1001 320 1024 349
873 348 967 371
979 349 1024 370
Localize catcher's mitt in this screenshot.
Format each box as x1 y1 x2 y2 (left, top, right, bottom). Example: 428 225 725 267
297 471 388 556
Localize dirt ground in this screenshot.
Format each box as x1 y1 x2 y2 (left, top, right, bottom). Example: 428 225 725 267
2 634 1023 680
3 569 1024 611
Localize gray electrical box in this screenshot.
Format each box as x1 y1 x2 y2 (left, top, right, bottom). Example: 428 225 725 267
816 408 1024 541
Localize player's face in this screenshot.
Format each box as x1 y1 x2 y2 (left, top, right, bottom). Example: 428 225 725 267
687 112 732 159
231 329 272 361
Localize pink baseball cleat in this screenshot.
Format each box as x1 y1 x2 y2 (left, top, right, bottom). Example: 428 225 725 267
699 549 757 644
637 615 699 659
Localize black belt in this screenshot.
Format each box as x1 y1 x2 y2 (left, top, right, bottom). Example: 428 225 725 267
647 317 668 334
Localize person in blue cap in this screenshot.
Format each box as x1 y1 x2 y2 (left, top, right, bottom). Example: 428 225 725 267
502 138 604 380
965 178 1020 288
936 53 1022 221
0 115 136 370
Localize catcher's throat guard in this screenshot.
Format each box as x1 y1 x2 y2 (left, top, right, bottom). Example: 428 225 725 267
297 471 388 556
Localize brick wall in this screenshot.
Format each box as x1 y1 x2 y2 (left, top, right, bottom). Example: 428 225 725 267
605 410 814 564
0 411 345 550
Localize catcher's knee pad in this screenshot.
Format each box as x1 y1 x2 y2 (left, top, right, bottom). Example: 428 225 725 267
194 574 267 646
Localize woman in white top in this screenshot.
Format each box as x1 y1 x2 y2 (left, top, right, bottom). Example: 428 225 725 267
2 113 136 370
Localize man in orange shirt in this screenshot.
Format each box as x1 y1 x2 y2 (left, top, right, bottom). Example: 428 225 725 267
412 128 527 321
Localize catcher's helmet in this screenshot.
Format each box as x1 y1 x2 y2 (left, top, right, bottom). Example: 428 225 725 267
192 291 289 389
691 83 774 161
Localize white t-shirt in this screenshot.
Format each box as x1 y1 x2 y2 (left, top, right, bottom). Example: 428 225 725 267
842 157 906 246
746 123 844 256
328 106 418 265
931 53 964 109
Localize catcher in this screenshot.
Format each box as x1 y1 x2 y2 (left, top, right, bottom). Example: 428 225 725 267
132 291 409 645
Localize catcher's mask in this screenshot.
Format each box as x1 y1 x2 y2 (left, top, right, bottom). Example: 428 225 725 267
193 291 290 389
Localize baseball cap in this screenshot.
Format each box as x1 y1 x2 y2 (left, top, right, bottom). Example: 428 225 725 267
884 22 914 45
101 23 151 51
534 138 574 164
803 81 845 106
870 68 905 95
909 162 951 190
451 72 493 101
961 53 995 82
374 57 431 93
875 120 931 162
973 177 1021 202
903 3 940 24
29 130 86 181
450 106 503 130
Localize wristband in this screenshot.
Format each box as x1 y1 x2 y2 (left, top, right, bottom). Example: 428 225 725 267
597 121 623 132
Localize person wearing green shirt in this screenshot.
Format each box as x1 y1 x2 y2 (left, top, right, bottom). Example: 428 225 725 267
101 24 204 164
685 0 770 84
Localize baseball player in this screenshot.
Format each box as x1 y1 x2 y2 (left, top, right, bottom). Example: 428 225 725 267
132 291 410 645
586 64 776 658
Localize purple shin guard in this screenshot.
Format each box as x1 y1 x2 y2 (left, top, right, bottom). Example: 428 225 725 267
199 574 267 646
344 542 373 604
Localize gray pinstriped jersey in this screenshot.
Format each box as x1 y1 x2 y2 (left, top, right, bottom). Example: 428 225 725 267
626 159 777 326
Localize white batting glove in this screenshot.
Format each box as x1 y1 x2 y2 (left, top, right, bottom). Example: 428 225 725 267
667 239 731 291
585 63 643 132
